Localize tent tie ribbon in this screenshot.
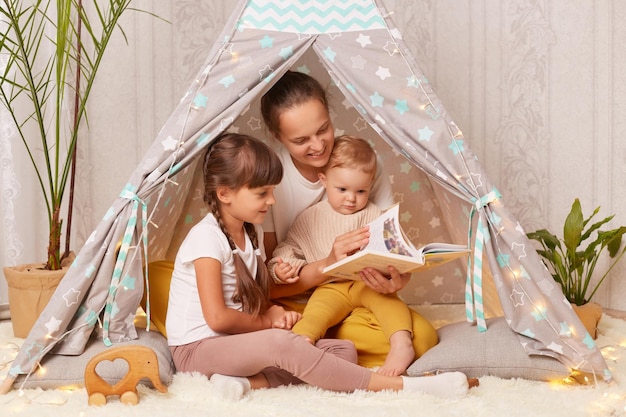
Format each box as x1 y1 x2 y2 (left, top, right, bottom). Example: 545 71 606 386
102 187 149 346
466 188 501 332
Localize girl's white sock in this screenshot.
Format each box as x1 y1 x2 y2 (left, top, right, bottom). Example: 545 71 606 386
210 374 251 400
401 372 469 399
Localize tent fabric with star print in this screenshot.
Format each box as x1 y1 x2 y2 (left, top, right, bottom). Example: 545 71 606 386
3 0 611 388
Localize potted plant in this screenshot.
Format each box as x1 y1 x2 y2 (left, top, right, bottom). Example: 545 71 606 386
0 0 137 337
527 198 626 338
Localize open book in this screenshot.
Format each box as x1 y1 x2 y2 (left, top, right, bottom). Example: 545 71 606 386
322 204 470 280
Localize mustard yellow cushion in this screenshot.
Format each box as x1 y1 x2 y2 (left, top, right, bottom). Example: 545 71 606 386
141 260 174 338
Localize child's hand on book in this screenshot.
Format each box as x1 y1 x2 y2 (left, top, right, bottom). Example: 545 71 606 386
327 226 370 264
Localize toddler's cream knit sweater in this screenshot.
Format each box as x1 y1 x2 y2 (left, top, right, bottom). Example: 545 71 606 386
268 200 382 282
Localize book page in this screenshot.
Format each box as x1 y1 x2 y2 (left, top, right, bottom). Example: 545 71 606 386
364 204 419 257
322 204 470 280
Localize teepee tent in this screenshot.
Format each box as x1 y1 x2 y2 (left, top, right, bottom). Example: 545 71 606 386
3 0 611 389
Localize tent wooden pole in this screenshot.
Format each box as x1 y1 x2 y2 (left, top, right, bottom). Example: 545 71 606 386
0 376 15 394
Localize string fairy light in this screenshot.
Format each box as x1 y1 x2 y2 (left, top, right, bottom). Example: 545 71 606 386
0 341 20 375
35 362 46 377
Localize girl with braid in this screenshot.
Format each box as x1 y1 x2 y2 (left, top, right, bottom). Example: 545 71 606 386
165 133 475 400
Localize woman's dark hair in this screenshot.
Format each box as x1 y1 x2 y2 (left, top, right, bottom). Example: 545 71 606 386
260 70 329 139
202 133 283 316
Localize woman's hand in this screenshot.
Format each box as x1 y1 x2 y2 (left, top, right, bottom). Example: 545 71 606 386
359 266 410 294
263 305 302 329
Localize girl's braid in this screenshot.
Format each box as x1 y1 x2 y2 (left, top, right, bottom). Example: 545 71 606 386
209 197 269 316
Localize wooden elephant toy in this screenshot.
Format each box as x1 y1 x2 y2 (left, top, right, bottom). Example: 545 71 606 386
84 345 168 405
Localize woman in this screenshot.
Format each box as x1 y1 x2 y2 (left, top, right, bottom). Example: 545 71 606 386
260 71 439 369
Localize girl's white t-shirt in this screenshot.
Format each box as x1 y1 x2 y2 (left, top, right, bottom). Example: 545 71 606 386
166 213 264 346
263 145 395 244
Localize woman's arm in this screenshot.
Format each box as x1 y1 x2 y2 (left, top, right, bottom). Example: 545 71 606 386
269 277 319 299
263 231 278 260
270 264 410 298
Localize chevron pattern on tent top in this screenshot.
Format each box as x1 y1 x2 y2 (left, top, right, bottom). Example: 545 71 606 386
240 0 386 34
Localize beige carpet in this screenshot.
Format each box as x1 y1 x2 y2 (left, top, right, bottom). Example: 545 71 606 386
1 311 625 417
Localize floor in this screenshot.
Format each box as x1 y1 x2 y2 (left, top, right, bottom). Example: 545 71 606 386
604 308 626 320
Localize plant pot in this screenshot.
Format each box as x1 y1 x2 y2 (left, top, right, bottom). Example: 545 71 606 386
571 302 603 339
3 263 66 338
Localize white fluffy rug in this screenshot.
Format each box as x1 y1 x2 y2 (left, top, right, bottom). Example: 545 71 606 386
1 314 625 417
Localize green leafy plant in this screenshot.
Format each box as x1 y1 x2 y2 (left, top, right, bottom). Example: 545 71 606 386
527 198 626 306
0 0 137 270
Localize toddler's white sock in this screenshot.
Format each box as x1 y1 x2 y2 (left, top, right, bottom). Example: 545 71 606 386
210 374 251 400
401 372 469 399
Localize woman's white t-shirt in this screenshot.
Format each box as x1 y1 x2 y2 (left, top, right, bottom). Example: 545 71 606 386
166 213 264 346
263 145 395 244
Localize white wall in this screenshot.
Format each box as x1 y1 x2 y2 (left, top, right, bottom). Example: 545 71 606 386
2 0 625 310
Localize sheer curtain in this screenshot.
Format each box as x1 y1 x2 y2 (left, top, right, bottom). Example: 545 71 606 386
0 53 21 307
0 19 46 309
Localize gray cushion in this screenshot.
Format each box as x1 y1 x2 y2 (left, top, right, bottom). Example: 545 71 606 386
407 317 570 381
15 326 174 390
